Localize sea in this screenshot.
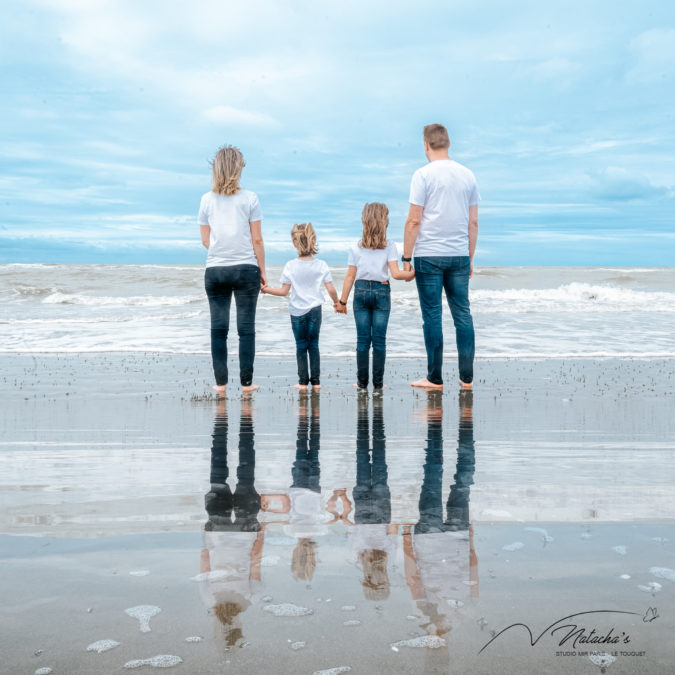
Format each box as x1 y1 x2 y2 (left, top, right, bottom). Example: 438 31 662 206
1 264 673 358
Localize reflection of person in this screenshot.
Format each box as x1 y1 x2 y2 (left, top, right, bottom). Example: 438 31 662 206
199 399 264 651
336 203 414 391
402 124 480 391
198 145 266 395
262 224 339 390
403 392 477 649
351 397 397 601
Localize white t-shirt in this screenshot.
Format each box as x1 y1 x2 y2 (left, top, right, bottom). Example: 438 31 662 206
408 159 479 257
283 487 329 538
347 240 399 282
279 258 333 317
198 189 262 268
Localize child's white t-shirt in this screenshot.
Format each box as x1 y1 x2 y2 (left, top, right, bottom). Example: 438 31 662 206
347 240 398 282
279 258 333 316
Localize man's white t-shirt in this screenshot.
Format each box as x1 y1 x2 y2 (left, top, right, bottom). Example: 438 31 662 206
279 258 333 317
198 189 262 268
347 240 399 282
408 159 479 258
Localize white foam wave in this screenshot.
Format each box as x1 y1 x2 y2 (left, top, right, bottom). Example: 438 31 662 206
42 292 203 307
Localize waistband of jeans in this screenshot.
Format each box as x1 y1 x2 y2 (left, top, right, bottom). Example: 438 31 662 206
354 279 390 288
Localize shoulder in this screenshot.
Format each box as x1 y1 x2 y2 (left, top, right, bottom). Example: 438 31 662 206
200 191 215 203
450 160 476 181
238 188 258 202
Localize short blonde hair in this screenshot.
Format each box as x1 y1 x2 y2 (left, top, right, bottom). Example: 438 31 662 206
423 124 450 150
291 223 318 256
211 145 245 195
360 203 388 250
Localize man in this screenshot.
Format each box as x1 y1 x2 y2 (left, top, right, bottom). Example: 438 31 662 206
402 124 479 390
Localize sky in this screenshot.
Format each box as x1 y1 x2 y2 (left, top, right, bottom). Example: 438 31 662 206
1 0 674 265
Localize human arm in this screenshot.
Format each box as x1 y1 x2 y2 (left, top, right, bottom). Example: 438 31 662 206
261 283 291 297
388 260 415 281
336 265 357 313
324 281 339 306
249 219 267 288
402 204 423 272
468 205 478 279
200 225 211 249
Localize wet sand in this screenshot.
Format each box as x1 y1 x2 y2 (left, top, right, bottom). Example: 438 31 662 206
1 353 674 674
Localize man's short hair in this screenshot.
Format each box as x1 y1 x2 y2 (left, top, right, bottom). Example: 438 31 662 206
423 124 450 150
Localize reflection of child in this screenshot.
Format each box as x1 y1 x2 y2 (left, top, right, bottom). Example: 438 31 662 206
262 223 339 390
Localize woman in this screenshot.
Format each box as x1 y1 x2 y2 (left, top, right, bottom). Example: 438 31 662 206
198 145 266 394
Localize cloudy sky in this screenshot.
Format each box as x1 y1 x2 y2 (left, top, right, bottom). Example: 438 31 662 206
1 0 673 265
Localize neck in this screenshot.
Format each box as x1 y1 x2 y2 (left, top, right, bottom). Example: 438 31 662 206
427 149 450 162
298 254 314 260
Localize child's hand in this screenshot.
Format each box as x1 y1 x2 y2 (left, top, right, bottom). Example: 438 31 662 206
405 270 415 282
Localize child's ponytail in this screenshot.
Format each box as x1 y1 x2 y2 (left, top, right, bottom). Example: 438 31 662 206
291 222 318 256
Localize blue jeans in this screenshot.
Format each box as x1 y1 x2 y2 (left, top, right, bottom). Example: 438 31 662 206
290 305 322 385
205 264 260 386
353 280 391 388
414 256 474 385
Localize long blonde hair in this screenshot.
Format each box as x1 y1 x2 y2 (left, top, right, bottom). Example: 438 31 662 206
360 203 388 250
211 145 245 195
359 548 390 601
292 537 317 581
291 223 318 257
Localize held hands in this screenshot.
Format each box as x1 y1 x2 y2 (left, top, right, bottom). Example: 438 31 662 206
334 301 347 315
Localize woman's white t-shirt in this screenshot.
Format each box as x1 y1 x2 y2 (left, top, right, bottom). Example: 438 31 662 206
279 258 333 316
347 240 398 282
198 190 262 268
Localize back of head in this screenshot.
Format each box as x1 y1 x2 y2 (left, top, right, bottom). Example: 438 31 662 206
292 537 317 581
211 145 245 195
360 203 388 250
423 124 450 150
291 223 318 256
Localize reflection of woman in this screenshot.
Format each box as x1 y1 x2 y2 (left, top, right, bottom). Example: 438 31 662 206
198 146 267 394
199 399 264 651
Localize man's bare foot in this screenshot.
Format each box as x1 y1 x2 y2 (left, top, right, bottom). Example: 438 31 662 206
212 385 226 396
241 384 260 393
352 383 368 392
293 384 308 391
411 378 443 390
458 379 473 391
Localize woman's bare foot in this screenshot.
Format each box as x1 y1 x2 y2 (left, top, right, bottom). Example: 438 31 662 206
241 384 260 393
458 379 473 391
411 378 443 389
293 384 308 391
212 385 226 396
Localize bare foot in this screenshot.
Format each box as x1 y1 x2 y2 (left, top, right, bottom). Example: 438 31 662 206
241 384 260 393
458 379 473 391
352 383 368 391
311 384 321 390
293 384 308 391
411 378 443 390
212 385 226 396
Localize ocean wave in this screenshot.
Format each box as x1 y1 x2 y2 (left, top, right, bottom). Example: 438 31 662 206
41 292 204 307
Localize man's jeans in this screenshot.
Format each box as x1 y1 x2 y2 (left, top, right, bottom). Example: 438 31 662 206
205 264 260 386
290 305 322 386
353 280 391 389
414 256 474 385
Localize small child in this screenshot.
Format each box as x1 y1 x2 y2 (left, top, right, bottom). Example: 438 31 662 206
337 203 414 391
263 223 339 390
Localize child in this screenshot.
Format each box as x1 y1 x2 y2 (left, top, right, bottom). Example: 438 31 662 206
262 223 339 390
336 203 414 391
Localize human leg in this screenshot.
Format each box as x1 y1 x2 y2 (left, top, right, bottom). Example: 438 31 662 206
371 287 391 389
306 306 322 386
413 257 445 386
353 286 372 389
205 267 233 387
443 257 475 385
232 265 260 388
291 313 310 386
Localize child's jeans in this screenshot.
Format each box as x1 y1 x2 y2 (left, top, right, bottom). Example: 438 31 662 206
353 280 391 389
290 305 322 385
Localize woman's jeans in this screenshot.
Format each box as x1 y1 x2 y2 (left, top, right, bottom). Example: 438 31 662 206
290 305 322 385
353 280 391 389
414 256 474 385
204 264 260 386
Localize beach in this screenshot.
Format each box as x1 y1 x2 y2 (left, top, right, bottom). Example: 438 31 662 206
1 265 674 673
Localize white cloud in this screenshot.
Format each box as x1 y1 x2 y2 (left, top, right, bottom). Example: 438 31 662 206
203 105 280 128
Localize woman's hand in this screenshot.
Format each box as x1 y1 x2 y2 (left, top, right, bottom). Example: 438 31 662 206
259 270 268 290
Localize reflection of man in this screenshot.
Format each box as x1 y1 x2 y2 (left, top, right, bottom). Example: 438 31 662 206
403 124 480 391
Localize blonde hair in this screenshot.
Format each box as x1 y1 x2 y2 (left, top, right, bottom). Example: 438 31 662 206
292 537 317 581
291 223 318 257
359 548 390 601
360 203 388 250
423 124 450 150
213 600 245 647
211 145 245 195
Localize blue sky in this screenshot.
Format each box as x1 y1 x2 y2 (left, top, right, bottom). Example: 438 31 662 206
1 0 673 265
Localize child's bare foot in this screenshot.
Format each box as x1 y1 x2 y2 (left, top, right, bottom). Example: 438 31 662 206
458 379 473 391
411 378 443 389
293 384 308 391
241 384 260 393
